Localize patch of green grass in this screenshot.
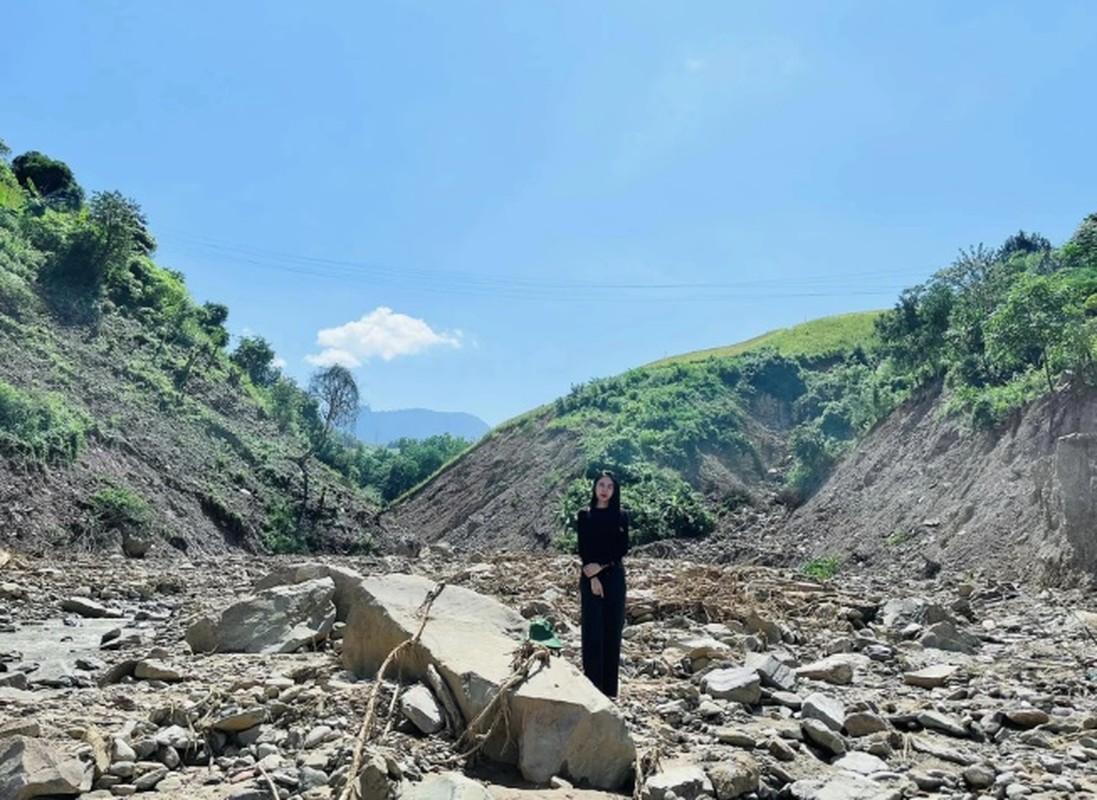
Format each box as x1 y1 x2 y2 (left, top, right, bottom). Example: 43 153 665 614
801 555 843 581
885 528 912 547
649 311 883 366
0 167 23 212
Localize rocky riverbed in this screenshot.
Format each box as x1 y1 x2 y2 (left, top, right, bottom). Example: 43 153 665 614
2 547 1097 799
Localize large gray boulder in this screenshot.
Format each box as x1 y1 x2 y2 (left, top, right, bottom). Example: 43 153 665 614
185 577 336 654
0 735 90 799
337 571 635 789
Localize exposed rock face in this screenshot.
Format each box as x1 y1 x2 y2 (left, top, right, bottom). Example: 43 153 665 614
1045 431 1097 578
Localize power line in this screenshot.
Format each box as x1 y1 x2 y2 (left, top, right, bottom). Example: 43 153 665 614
155 228 916 303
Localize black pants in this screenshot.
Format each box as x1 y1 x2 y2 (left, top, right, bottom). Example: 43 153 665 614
580 563 626 697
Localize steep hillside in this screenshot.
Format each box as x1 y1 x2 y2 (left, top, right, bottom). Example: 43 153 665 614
784 379 1097 587
0 310 386 557
0 148 394 558
383 412 583 553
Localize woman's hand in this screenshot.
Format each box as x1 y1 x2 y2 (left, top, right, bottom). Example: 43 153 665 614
590 575 604 598
582 562 602 578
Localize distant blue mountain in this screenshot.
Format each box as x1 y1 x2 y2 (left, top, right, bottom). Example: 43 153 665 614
354 407 490 446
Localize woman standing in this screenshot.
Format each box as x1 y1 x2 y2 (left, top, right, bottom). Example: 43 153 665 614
577 471 630 698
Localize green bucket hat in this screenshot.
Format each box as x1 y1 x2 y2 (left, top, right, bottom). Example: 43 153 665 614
527 617 563 650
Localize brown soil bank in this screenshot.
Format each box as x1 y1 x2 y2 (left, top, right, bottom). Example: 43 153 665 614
384 413 582 554
785 381 1097 588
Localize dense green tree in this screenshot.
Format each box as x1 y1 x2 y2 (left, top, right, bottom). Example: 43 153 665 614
998 230 1052 261
742 351 806 401
231 336 279 387
375 434 471 500
875 282 954 376
1062 213 1097 270
12 151 84 210
986 274 1068 391
88 190 155 268
173 302 232 391
200 302 229 347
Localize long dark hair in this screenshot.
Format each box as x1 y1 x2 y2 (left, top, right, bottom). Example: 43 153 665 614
589 470 621 515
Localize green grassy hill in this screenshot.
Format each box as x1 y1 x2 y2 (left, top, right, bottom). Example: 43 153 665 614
649 311 883 366
388 309 893 551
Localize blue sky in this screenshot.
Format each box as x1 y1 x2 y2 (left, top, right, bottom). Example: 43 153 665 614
4 1 1097 425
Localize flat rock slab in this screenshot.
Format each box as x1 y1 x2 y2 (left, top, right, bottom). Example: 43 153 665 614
903 664 958 688
186 577 336 654
790 773 904 800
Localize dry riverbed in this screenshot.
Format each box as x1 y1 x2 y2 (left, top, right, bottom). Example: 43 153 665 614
2 548 1097 799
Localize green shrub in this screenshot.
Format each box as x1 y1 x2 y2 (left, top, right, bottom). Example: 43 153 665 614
0 162 23 211
262 496 304 554
0 269 36 320
86 485 153 537
12 150 84 210
944 370 1045 429
801 555 842 581
0 215 46 280
0 380 88 465
885 528 912 547
782 423 839 506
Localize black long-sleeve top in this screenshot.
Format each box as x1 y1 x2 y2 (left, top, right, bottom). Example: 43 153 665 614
577 507 630 570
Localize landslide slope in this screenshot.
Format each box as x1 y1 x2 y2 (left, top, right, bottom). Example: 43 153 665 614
0 308 386 557
784 379 1097 587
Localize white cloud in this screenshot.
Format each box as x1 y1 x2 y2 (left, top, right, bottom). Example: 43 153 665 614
306 307 462 367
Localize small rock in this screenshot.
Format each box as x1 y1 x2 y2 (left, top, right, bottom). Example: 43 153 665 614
706 754 759 800
903 664 957 688
833 751 889 775
844 712 889 737
802 693 845 732
795 655 855 686
1005 707 1050 728
701 668 761 705
962 763 997 789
